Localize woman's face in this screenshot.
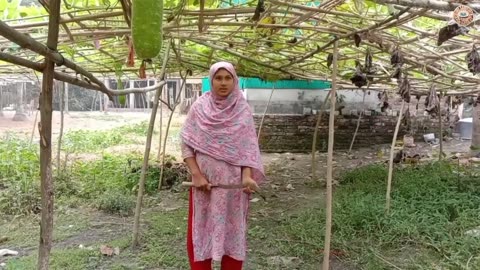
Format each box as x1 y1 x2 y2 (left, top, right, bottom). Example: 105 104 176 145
212 68 234 97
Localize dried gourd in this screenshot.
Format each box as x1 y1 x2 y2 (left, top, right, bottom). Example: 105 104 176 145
132 0 163 60
437 23 469 46
466 45 480 74
398 74 411 103
425 84 439 115
350 64 367 88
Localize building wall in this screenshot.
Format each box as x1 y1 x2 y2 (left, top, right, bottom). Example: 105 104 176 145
254 113 455 153
247 88 388 115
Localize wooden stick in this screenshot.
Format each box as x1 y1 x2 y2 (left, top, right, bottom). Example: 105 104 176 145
0 52 167 97
322 40 338 270
348 90 366 153
157 98 163 160
132 43 170 248
158 74 187 189
386 101 405 213
372 0 480 12
311 90 330 182
56 81 65 171
37 0 60 268
257 85 275 141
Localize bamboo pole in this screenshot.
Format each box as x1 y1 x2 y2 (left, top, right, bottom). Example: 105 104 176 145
37 0 61 268
322 40 338 270
348 90 366 153
439 92 443 161
257 85 275 141
385 101 406 213
311 91 331 182
158 76 187 189
157 101 163 160
372 0 480 12
0 52 166 97
132 44 170 248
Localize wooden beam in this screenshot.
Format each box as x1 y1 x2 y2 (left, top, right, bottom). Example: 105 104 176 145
0 20 107 90
11 11 125 29
0 52 166 97
373 0 480 12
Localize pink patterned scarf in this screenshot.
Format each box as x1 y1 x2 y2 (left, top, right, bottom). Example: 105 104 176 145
180 62 265 183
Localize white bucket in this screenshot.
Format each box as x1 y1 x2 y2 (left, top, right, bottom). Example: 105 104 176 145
423 133 435 143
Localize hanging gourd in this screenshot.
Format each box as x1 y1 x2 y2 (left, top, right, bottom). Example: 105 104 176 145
132 0 163 60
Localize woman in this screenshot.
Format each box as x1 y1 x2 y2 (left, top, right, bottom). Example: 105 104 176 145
180 61 265 270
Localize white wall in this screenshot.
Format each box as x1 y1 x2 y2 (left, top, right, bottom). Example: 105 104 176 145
246 88 383 115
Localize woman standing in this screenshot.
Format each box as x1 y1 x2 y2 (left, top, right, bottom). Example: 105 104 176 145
180 61 265 270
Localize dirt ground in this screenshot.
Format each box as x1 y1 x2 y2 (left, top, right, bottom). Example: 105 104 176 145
0 110 154 137
0 111 475 269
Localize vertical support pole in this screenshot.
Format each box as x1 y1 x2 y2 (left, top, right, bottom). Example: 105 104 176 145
37 0 61 269
322 40 338 270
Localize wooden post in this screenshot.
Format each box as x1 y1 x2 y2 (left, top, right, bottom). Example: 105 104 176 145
311 91 330 182
322 40 338 270
132 44 170 248
37 0 61 268
385 101 405 213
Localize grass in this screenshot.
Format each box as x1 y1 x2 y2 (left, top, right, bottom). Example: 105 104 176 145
4 160 480 269
245 162 480 269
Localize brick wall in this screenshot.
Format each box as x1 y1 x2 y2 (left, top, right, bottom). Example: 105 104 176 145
254 112 455 153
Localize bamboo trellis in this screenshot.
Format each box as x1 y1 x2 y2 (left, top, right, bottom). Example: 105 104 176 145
0 0 480 96
2 1 480 269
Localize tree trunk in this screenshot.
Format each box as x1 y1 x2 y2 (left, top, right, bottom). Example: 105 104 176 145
471 99 480 153
132 44 170 248
385 101 405 213
311 91 330 182
57 81 65 171
37 0 61 269
322 40 338 270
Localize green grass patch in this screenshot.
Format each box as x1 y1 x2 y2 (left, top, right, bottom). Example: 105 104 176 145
251 162 480 269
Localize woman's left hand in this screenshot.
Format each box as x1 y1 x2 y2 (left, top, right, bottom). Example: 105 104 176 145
242 176 259 194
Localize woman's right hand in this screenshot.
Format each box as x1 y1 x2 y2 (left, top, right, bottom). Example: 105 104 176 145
192 173 211 191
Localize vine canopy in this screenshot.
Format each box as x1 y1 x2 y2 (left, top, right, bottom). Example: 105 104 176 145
1 0 480 96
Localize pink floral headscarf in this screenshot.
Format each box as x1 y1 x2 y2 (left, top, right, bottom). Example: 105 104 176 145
180 61 265 183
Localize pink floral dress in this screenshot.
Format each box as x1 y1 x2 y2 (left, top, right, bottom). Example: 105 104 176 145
182 142 250 262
